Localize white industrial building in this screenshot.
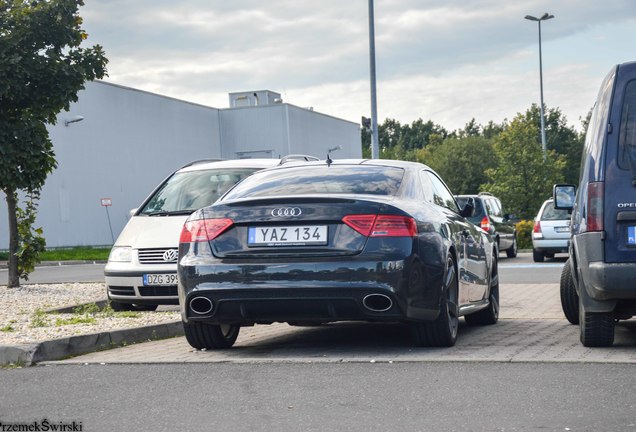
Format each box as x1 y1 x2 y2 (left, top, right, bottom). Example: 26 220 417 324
0 81 361 249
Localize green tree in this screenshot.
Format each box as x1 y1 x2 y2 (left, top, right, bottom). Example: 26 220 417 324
361 118 449 160
0 0 107 287
481 114 565 219
522 104 583 184
418 136 496 195
456 118 481 138
481 120 505 139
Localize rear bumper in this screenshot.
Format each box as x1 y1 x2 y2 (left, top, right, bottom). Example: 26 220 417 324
574 232 636 306
178 258 444 325
532 238 568 253
583 262 636 301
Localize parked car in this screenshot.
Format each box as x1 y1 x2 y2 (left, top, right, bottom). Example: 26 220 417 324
455 193 518 258
105 156 316 311
531 199 570 262
556 60 636 346
178 159 500 349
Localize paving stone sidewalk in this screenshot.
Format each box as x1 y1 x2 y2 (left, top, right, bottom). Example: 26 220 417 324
49 283 636 365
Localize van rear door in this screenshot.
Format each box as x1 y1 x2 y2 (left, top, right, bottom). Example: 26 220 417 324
604 63 636 263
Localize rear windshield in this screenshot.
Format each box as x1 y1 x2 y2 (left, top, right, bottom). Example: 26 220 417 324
140 168 260 215
223 165 404 200
456 197 485 222
619 80 636 173
540 201 570 221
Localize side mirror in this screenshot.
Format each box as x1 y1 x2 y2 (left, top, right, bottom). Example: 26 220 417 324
460 197 475 218
553 184 576 211
129 208 138 218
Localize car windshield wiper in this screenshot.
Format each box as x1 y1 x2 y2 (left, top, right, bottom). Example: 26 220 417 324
144 210 193 216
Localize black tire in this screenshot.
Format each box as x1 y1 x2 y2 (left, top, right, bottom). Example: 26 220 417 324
578 293 614 347
560 259 579 324
506 236 518 258
465 254 499 325
532 249 545 262
183 321 240 349
411 255 459 347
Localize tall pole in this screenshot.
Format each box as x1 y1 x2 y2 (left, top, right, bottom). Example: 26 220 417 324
368 0 379 159
538 20 547 161
525 13 554 162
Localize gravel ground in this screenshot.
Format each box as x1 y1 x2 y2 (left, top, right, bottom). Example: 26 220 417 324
0 283 179 345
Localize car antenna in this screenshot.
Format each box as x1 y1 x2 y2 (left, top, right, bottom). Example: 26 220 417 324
326 145 342 166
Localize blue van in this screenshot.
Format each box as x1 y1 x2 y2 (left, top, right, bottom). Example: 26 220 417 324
555 61 636 347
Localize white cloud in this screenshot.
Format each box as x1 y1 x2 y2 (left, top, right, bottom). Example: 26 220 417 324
80 0 636 131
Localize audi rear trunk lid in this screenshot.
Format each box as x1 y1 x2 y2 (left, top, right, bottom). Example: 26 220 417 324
195 195 414 258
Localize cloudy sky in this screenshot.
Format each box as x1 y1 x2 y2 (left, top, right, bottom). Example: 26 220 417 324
80 1 636 132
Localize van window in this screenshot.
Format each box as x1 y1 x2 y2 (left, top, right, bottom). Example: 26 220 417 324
581 68 616 182
618 80 636 174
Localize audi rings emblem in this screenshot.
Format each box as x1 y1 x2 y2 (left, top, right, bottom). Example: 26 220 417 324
162 249 179 262
271 207 302 217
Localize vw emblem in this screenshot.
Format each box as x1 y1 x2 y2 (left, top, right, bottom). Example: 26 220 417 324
271 207 302 217
162 249 179 262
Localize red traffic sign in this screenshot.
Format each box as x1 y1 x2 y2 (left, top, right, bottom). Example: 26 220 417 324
101 198 112 207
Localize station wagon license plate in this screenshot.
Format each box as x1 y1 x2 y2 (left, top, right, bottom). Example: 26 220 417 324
248 225 328 246
628 226 636 246
554 226 569 233
143 273 178 286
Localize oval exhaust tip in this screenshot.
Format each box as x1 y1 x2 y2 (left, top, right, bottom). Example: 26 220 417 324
190 296 214 315
363 294 393 312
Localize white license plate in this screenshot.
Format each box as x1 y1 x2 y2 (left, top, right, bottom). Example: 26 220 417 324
248 225 328 246
554 226 569 233
143 273 178 286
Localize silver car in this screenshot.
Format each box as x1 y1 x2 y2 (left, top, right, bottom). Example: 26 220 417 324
104 158 305 311
532 199 570 262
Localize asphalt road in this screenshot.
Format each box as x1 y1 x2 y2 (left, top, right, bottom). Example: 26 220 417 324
0 252 566 285
2 252 634 431
1 362 634 432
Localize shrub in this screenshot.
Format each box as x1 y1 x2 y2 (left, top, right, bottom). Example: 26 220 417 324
516 220 534 250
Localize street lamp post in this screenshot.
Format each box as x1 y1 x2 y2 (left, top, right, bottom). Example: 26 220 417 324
368 0 379 159
525 12 554 162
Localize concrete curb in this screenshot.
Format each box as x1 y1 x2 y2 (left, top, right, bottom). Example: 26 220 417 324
0 260 107 270
0 321 184 366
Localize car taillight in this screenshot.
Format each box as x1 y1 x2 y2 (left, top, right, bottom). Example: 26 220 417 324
586 182 604 232
342 214 417 237
180 218 234 243
480 216 491 232
533 220 543 239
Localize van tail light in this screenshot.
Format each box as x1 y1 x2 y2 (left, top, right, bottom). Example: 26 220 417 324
480 216 491 232
586 182 604 232
343 214 417 237
180 218 234 243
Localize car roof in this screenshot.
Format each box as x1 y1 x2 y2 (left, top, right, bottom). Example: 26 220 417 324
250 158 435 174
455 193 496 198
177 158 285 173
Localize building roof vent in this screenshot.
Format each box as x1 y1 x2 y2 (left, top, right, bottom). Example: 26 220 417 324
229 90 282 108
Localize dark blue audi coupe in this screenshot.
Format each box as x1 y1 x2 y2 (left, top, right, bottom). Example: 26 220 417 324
177 159 499 349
